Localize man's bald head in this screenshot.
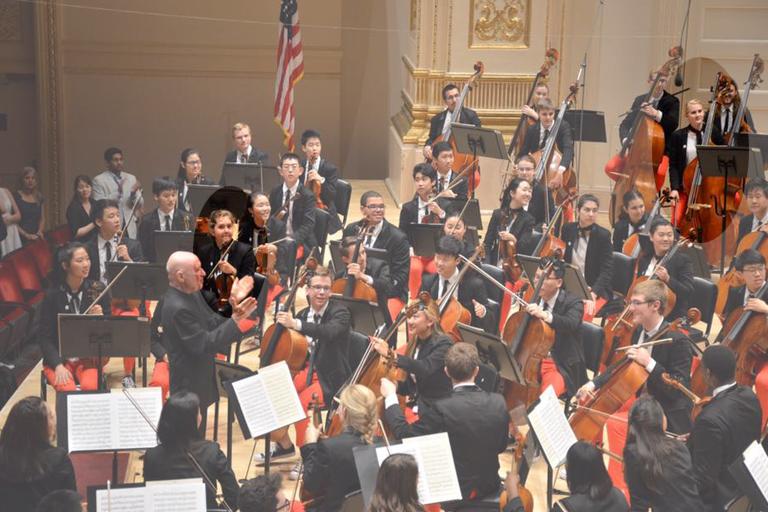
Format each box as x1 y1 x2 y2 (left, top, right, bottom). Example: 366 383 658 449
167 251 203 293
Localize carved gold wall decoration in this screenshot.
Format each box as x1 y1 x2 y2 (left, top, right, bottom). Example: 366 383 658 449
470 0 530 49
0 2 23 42
410 0 418 31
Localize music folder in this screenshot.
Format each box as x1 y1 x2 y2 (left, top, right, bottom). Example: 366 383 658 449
153 230 194 265
456 322 523 384
406 223 443 258
516 254 591 300
221 162 282 194
330 295 385 334
526 386 577 469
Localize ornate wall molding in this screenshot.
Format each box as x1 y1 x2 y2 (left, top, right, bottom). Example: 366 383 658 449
0 2 22 42
392 56 534 144
469 0 530 49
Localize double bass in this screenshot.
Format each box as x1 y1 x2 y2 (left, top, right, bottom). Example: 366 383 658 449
427 62 485 193
606 46 684 225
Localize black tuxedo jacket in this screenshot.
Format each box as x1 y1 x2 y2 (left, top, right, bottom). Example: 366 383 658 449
39 279 112 368
484 208 535 266
426 107 481 146
144 439 239 510
0 445 76 512
197 239 256 315
722 284 747 321
636 250 695 321
737 213 764 246
711 106 756 144
520 119 575 169
394 331 453 404
86 236 144 282
549 289 587 395
562 223 614 300
435 170 469 202
688 384 762 511
237 215 296 278
528 180 555 227
160 286 245 408
343 220 411 302
300 158 342 233
295 301 352 402
220 148 268 185
176 175 215 213
138 208 194 262
385 385 509 499
421 272 496 333
612 214 649 252
399 196 429 229
300 428 368 512
619 90 680 154
268 184 317 251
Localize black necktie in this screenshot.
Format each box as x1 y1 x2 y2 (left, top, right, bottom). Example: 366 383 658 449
724 109 731 133
105 241 112 262
540 129 550 149
240 153 247 164
442 279 450 299
439 177 447 193
542 302 549 312
164 215 171 231
364 233 373 247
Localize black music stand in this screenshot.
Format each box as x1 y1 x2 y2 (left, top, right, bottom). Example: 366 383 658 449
153 231 194 264
364 247 390 266
441 197 483 230
406 223 443 258
457 323 524 384
186 184 221 217
679 243 711 280
517 254 591 300
451 123 509 200
330 295 385 334
190 185 249 220
221 163 282 194
734 133 768 169
215 360 255 463
58 316 151 391
697 146 761 274
564 110 607 143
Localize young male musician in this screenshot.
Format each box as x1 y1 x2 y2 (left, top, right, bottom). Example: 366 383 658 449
343 191 410 320
636 217 694 321
667 99 719 222
138 177 193 263
300 129 342 234
737 177 768 244
399 163 444 298
562 194 613 319
422 236 494 332
525 258 586 397
221 122 268 184
619 70 679 153
91 147 143 239
268 152 317 257
337 235 392 323
711 72 756 143
423 83 481 160
688 345 761 511
197 209 255 316
380 343 508 501
720 249 768 426
261 267 352 462
86 199 144 285
519 98 574 191
514 154 554 227
431 141 469 202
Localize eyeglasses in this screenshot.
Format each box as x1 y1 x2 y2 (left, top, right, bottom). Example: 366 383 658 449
629 300 652 306
742 266 765 275
310 285 331 292
365 204 386 210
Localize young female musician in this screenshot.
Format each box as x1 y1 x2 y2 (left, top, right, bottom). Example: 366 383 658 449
484 177 535 266
612 190 648 252
40 242 111 392
368 453 425 512
557 442 628 512
301 384 378 512
176 147 214 212
0 397 76 512
514 154 555 227
144 391 239 510
623 396 704 512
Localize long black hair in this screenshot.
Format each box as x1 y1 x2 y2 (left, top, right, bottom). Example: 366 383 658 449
565 441 614 501
49 242 88 286
368 453 424 512
624 396 677 493
500 177 529 211
157 392 201 451
0 397 54 482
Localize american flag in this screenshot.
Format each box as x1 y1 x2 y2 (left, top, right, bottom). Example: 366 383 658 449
274 0 304 151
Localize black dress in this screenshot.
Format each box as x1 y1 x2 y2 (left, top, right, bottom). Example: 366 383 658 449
66 199 95 243
0 445 77 512
14 192 43 243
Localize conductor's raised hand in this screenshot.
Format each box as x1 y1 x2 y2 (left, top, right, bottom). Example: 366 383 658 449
229 275 254 304
231 296 258 321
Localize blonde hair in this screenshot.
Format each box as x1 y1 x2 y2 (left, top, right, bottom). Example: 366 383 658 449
232 122 251 135
631 279 668 312
686 99 704 113
339 384 377 444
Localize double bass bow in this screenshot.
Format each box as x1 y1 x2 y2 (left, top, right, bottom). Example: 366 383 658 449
606 46 684 226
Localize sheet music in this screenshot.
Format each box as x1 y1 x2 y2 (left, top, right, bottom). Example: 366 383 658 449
230 361 305 439
95 487 146 512
743 441 768 503
114 387 162 450
375 432 462 504
96 480 206 512
527 385 577 468
67 394 112 452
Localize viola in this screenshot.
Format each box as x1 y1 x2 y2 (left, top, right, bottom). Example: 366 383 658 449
426 62 484 193
661 373 712 422
305 158 327 210
498 208 523 284
331 223 378 303
606 46 684 226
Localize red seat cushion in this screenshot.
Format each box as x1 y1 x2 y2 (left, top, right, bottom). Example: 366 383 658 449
0 266 25 304
28 238 53 278
6 250 44 292
47 224 72 247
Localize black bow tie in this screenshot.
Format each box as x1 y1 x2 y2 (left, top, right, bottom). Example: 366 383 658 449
579 226 592 237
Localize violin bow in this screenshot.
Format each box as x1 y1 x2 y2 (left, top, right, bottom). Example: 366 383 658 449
206 239 237 280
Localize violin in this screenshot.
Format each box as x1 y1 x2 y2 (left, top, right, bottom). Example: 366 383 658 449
426 61 484 194
205 240 237 312
305 158 327 210
498 208 523 284
606 46 684 226
501 260 557 413
498 457 534 512
436 246 484 342
299 393 326 504
331 223 378 303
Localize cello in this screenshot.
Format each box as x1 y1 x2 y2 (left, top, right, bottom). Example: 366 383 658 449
606 46 684 226
330 223 378 303
530 195 572 260
427 62 485 193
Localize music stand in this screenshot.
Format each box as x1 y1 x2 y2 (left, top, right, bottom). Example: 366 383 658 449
451 123 509 200
330 295 385 334
697 146 761 273
328 240 343 275
406 223 443 258
679 243 711 280
516 254 591 300
190 185 250 220
364 247 390 267
215 360 255 462
728 448 768 510
734 133 768 170
457 323 523 384
186 184 220 217
153 231 194 265
563 110 607 143
58 315 151 390
441 197 483 230
221 163 282 194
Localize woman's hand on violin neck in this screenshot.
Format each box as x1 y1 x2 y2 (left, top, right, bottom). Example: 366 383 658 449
304 421 320 444
219 260 237 276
